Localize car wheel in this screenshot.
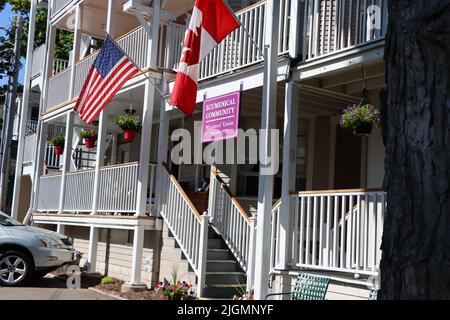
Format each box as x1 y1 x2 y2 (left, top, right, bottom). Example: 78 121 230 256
0 251 32 287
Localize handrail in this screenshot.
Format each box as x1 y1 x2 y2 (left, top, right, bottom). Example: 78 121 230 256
210 166 250 222
235 0 266 14
162 164 202 221
48 65 71 81
272 198 282 210
294 188 384 196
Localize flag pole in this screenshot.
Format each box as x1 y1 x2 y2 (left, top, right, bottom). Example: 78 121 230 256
223 0 265 58
104 33 172 105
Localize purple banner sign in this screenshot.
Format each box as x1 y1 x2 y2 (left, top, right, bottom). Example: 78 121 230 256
201 91 241 143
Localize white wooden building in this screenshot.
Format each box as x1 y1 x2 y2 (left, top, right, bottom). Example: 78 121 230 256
13 0 388 299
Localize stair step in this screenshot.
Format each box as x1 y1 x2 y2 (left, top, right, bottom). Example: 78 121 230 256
207 239 225 249
205 272 246 285
206 260 239 272
203 284 245 299
207 249 231 260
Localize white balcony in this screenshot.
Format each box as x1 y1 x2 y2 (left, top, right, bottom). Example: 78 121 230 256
45 23 184 112
302 0 388 62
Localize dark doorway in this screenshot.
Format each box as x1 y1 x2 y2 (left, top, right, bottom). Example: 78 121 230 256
334 126 362 189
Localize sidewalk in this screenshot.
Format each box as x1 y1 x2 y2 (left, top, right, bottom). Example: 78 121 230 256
0 276 118 300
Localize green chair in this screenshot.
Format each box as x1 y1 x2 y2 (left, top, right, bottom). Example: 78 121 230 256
265 274 330 300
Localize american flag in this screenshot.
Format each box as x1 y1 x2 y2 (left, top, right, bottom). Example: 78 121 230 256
74 35 139 124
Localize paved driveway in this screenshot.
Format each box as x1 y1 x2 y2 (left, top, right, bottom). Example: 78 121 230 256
0 276 118 300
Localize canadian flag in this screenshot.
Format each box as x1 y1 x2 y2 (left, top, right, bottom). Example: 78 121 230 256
170 0 240 117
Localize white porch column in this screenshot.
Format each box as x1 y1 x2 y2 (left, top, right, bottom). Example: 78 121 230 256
26 4 56 223
278 81 299 271
155 79 169 217
127 225 146 288
197 214 210 298
135 0 160 217
58 111 75 214
92 0 116 214
68 3 83 99
87 226 99 273
254 0 280 300
11 0 38 219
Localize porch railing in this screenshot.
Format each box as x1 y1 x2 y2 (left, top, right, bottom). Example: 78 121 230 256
47 67 72 111
97 163 140 214
63 169 95 212
53 59 70 76
209 166 255 273
37 174 62 212
159 165 208 292
31 45 45 79
36 162 156 215
51 0 72 17
303 0 388 61
45 143 62 169
46 24 185 111
26 120 38 136
273 189 386 277
198 0 291 81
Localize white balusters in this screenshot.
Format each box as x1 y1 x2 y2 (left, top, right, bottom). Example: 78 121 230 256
36 162 157 215
159 166 206 282
37 174 62 212
286 190 386 277
209 169 254 273
303 0 388 61
63 169 95 212
198 0 290 81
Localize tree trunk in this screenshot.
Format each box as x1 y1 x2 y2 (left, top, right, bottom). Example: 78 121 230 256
380 1 450 299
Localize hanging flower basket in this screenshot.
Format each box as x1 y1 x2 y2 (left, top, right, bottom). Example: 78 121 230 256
353 123 374 136
80 129 98 149
340 104 380 136
115 114 141 142
51 135 65 156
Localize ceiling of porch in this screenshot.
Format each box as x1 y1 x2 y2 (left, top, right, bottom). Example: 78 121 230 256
236 82 363 119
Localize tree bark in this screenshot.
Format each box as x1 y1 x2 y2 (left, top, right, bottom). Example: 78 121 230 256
380 0 450 299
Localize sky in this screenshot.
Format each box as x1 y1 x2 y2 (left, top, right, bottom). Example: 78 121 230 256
0 4 25 86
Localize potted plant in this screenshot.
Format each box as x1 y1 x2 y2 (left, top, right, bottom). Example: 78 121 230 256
80 129 97 148
115 114 141 141
51 135 65 156
340 104 381 136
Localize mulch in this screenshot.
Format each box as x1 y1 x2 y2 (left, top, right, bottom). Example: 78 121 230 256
94 279 162 300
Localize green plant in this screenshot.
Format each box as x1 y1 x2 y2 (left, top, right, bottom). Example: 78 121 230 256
155 269 195 300
340 104 381 129
232 282 254 300
100 277 115 285
51 135 65 147
80 129 97 140
115 114 141 131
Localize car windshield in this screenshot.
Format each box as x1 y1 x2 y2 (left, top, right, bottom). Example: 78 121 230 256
0 212 23 227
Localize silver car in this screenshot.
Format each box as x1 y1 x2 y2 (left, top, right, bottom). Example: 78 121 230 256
0 212 76 287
